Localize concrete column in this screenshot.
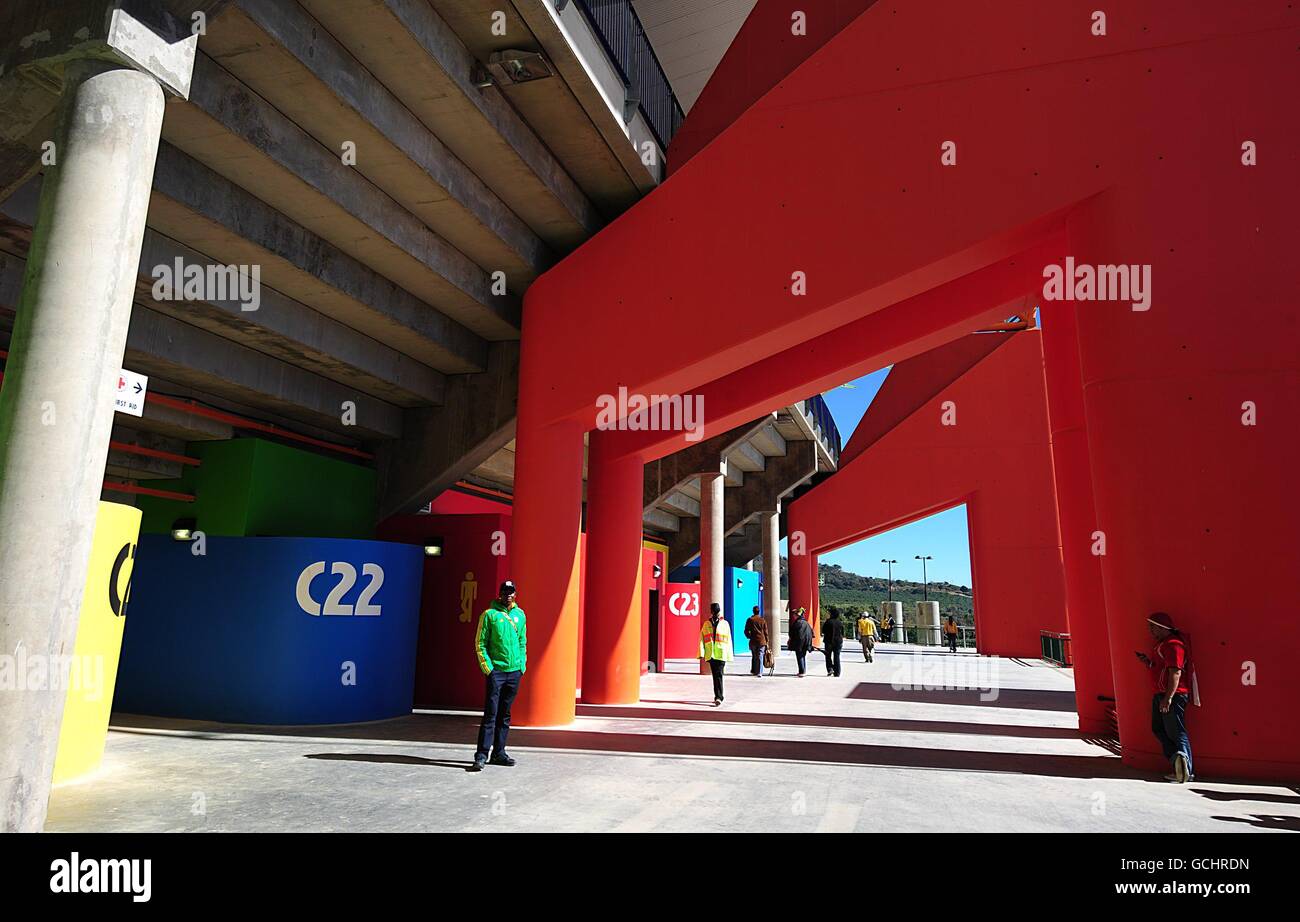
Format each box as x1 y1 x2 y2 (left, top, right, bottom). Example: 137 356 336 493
880 600 904 642
698 471 725 673
0 61 166 833
581 430 643 704
760 509 781 649
916 601 940 646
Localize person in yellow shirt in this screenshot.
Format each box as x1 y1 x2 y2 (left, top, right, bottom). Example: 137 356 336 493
943 615 959 653
856 612 877 663
699 602 733 706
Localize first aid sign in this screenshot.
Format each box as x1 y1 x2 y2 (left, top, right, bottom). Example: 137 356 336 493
114 368 148 417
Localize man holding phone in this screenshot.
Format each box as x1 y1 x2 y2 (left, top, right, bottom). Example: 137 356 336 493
1135 611 1194 783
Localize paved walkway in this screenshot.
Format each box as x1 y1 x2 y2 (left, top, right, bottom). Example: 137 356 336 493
46 646 1299 832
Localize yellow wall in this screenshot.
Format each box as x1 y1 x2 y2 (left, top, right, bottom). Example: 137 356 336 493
52 501 141 784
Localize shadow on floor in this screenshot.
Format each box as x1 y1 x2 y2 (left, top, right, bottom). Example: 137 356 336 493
1211 814 1300 831
112 711 1139 782
577 704 1084 740
304 752 471 770
1194 788 1300 806
847 683 1077 712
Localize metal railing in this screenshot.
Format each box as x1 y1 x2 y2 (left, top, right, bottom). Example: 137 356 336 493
803 394 843 460
1040 630 1073 666
573 0 685 150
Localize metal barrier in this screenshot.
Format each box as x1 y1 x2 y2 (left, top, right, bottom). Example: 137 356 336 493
803 394 843 459
573 0 684 150
1040 630 1073 666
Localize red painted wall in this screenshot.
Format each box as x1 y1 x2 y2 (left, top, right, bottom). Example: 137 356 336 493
662 583 701 659
511 1 1300 780
378 513 512 710
788 332 1066 657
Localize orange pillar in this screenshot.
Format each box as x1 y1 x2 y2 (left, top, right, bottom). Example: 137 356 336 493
509 405 584 726
581 429 644 704
1041 303 1115 736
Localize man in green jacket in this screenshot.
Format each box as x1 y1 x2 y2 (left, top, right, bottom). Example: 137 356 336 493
470 579 527 772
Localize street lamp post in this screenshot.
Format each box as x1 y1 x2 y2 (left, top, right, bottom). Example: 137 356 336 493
914 555 933 600
881 558 897 600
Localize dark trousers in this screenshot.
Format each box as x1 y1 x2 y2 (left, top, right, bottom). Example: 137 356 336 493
823 646 842 676
750 644 766 675
947 634 957 652
709 659 725 701
1151 692 1193 775
475 669 522 760
794 650 807 675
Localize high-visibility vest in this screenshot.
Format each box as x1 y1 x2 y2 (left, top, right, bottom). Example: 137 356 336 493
699 618 733 661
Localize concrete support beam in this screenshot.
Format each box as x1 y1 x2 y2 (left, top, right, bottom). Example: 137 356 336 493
0 176 446 407
0 60 167 833
377 342 518 517
642 506 680 534
213 0 551 287
303 0 601 250
124 306 402 440
727 439 766 472
167 53 520 338
643 416 770 511
698 470 725 675
148 144 488 375
761 509 782 646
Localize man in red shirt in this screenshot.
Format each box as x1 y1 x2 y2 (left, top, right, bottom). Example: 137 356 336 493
1135 611 1194 782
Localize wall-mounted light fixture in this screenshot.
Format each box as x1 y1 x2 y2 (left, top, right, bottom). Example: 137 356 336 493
652 564 662 579
423 537 444 558
487 50 554 85
170 517 196 541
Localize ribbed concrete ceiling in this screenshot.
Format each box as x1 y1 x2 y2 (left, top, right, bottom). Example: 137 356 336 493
632 0 756 112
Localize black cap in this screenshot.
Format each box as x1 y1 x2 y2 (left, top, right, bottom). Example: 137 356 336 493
500 580 517 595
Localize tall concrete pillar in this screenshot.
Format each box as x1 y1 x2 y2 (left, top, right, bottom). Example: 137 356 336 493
760 509 781 649
0 61 167 833
698 471 725 673
880 600 904 642
916 601 940 646
581 430 643 704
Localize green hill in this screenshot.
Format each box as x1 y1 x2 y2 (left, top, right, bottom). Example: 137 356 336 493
780 560 974 625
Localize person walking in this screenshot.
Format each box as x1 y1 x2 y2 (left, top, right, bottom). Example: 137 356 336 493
743 605 769 678
943 615 959 653
820 606 844 677
856 611 877 663
1135 611 1197 783
789 607 813 677
470 579 526 772
700 602 733 706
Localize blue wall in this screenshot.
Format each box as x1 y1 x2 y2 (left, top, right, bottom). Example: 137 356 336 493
724 567 761 654
117 535 423 724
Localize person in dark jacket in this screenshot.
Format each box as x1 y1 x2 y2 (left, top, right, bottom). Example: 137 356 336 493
743 605 769 677
788 607 814 677
821 607 845 677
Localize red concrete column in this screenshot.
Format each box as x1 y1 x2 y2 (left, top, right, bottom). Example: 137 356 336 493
1040 304 1115 736
1071 185 1300 779
509 407 584 726
581 429 644 704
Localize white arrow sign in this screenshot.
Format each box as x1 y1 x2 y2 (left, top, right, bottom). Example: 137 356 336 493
114 368 148 417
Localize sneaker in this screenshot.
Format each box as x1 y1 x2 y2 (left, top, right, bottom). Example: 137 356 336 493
713 699 722 707
469 756 486 772
1173 752 1189 783
1163 772 1180 782
489 752 516 767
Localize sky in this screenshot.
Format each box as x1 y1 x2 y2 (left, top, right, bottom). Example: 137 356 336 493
788 367 974 587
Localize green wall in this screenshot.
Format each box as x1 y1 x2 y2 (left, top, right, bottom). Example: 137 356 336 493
138 438 376 539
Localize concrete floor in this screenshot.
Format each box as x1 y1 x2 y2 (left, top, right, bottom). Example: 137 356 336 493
46 645 1299 832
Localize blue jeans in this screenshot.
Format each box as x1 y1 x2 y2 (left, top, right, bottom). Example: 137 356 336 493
794 650 807 675
751 645 766 675
1151 693 1193 775
476 670 522 760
